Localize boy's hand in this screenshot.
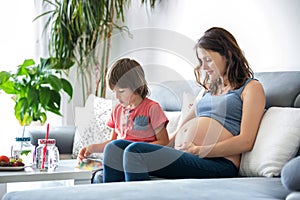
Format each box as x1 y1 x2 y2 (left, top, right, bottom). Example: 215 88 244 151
77 147 91 164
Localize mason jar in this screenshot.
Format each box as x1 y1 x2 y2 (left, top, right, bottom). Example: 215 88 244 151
34 139 59 171
12 137 35 166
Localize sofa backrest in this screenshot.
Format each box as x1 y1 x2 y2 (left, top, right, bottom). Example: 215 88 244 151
27 126 75 154
255 71 300 108
149 71 300 156
148 80 201 111
148 71 300 111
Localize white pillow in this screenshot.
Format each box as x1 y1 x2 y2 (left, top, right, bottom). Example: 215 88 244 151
164 111 181 134
72 94 113 158
239 107 300 177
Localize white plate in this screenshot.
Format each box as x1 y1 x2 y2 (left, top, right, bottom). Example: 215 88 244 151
0 166 25 171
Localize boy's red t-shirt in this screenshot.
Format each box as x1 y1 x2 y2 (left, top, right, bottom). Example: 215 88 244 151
107 98 169 142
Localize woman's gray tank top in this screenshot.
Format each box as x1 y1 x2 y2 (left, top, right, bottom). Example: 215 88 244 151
196 78 254 136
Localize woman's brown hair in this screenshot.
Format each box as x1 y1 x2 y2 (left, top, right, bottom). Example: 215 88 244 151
194 27 253 91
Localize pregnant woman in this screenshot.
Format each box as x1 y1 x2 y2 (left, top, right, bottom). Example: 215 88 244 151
102 27 266 182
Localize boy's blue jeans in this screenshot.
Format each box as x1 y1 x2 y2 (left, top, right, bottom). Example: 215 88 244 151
102 140 238 183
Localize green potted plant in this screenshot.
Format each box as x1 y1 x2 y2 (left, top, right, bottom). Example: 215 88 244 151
0 57 73 126
35 0 159 102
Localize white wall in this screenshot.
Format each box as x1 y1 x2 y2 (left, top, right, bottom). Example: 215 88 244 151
109 0 300 74
65 0 300 126
0 0 299 152
0 1 34 155
0 1 59 155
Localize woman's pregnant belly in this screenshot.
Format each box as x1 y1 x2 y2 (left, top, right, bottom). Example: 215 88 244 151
174 116 240 167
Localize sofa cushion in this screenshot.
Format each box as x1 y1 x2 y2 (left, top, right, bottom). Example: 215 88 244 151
72 94 112 158
2 178 289 200
239 107 300 177
281 156 300 191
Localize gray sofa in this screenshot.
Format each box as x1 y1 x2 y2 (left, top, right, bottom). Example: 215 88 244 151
4 71 300 200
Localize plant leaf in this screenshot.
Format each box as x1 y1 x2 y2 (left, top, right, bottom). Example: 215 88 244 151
14 97 28 126
45 74 62 91
39 87 51 109
61 78 73 100
0 80 16 94
46 90 62 115
21 59 35 68
0 71 11 84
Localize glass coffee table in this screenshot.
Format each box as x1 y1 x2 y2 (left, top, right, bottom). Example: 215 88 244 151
0 159 92 198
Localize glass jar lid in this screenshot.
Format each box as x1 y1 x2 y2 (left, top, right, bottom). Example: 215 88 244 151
15 137 31 142
38 139 56 144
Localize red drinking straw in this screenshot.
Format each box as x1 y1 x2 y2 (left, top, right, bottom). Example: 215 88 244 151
41 123 49 170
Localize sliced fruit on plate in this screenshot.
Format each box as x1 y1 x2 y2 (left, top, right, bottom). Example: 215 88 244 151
0 155 10 163
0 162 25 167
0 155 25 167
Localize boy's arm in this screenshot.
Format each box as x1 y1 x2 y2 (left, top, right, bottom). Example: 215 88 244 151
77 129 116 163
151 123 169 146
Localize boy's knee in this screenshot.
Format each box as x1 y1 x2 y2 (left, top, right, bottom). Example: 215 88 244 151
125 142 145 153
104 139 130 152
103 140 115 153
123 143 145 163
109 139 125 147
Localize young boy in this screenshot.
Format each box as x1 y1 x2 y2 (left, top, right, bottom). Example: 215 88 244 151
77 58 169 181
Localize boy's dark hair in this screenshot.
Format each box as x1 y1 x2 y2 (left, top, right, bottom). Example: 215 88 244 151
107 58 149 99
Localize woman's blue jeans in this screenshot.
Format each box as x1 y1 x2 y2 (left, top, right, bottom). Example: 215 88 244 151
102 140 238 183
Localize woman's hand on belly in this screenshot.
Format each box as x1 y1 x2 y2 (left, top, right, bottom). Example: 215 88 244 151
175 142 200 156
174 118 207 157
176 142 213 158
174 117 235 157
